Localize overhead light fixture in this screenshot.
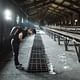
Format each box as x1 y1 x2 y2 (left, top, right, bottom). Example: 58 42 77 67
51 4 58 8
58 6 64 10
73 5 79 8
75 19 78 25
63 1 71 6
48 10 52 13
55 0 63 3
49 7 54 10
75 19 78 22
4 9 12 21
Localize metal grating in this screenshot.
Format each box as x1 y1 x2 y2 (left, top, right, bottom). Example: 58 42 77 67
27 34 49 72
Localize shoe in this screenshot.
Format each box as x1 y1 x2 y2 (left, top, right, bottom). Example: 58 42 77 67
16 64 24 70
19 64 22 66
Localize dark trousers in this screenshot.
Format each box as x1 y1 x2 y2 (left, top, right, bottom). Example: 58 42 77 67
12 40 20 65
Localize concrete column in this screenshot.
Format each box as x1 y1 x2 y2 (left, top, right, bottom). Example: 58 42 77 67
14 13 17 25
66 18 69 26
64 16 69 26
70 13 74 26
63 17 66 26
19 15 22 24
63 16 67 26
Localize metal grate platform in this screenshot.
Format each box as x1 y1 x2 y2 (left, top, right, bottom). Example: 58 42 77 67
27 34 49 72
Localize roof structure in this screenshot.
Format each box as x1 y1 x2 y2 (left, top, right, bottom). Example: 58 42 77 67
10 0 80 24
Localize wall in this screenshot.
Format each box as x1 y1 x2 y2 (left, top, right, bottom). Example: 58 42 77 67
0 0 26 54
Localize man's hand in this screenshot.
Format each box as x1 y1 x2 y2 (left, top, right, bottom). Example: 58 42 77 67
18 32 23 42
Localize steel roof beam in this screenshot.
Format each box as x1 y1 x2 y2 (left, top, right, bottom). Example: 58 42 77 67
23 0 80 13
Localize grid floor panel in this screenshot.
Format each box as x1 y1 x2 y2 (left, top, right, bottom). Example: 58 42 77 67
27 34 49 72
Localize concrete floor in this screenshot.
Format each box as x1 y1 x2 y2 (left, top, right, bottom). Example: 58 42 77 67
0 30 80 80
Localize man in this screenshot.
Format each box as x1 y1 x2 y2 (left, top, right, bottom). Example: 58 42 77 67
11 26 24 69
11 26 33 69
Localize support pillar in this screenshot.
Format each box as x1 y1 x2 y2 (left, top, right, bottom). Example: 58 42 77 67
64 38 68 51
57 35 60 45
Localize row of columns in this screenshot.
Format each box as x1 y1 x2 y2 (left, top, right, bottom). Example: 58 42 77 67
56 13 80 26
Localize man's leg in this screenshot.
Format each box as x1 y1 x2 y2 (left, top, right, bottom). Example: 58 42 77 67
14 48 20 66
11 40 19 65
12 41 24 70
13 43 23 68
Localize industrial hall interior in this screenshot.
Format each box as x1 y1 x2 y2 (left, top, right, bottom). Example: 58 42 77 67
1 0 80 80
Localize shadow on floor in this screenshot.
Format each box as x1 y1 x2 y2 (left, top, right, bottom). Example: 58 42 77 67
0 51 13 72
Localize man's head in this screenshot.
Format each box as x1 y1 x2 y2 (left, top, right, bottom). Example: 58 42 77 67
27 28 33 35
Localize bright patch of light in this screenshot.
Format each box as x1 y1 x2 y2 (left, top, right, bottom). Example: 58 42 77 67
22 18 24 23
34 24 39 27
4 9 12 16
39 30 45 34
16 15 20 24
48 63 56 75
5 16 12 20
4 9 12 20
75 19 78 22
63 66 69 69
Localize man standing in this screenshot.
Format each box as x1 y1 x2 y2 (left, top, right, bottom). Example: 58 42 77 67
11 26 24 69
